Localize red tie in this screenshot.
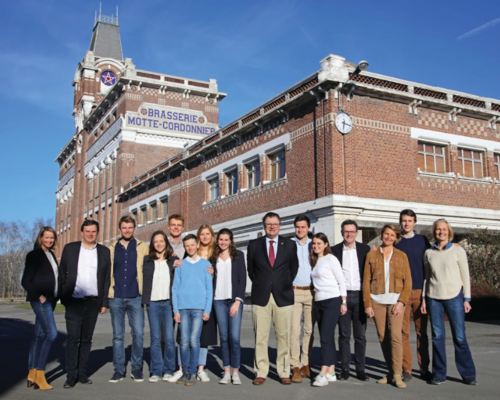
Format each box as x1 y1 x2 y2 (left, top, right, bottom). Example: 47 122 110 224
269 240 275 267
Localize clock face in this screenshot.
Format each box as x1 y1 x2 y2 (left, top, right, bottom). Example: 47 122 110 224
335 111 353 135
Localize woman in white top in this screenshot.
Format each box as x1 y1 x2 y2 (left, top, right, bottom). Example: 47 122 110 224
142 231 178 382
212 228 247 385
310 233 347 387
22 227 60 390
363 224 412 389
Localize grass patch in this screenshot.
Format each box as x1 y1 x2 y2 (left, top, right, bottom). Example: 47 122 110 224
16 303 66 313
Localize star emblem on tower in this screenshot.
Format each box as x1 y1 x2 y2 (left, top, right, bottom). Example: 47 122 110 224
101 71 116 86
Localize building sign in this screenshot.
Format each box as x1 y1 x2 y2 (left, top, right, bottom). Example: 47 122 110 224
125 103 216 136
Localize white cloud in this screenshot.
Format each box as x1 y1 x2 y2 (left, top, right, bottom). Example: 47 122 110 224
457 17 500 40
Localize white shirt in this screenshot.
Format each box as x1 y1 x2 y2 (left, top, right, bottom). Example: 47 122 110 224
151 260 170 301
292 237 312 286
73 243 98 298
185 254 201 264
311 254 347 301
342 244 361 291
215 257 232 300
371 249 400 305
45 251 58 297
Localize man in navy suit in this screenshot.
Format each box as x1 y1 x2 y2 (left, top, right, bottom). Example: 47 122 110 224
247 212 299 385
331 220 370 381
59 220 111 388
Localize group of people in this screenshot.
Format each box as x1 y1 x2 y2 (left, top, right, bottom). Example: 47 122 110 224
21 209 477 390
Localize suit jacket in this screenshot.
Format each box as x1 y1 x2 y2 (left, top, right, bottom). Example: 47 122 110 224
22 247 60 302
59 241 111 308
247 235 299 307
213 250 247 302
141 255 178 305
331 241 371 289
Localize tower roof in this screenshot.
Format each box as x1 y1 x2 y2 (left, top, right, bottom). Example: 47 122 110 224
89 8 123 60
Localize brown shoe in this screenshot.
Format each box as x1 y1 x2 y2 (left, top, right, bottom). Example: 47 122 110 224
300 365 311 378
281 377 292 385
291 368 302 383
253 377 266 385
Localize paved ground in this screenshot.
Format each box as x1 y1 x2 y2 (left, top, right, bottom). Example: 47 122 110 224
0 302 498 400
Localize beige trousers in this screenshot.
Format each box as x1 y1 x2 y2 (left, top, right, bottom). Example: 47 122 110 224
252 294 293 378
372 300 404 376
290 289 314 368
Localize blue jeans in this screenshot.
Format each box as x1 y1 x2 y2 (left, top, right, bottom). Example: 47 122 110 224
109 296 144 374
147 300 175 376
177 346 207 368
179 309 204 375
214 300 243 369
427 291 476 382
28 300 58 370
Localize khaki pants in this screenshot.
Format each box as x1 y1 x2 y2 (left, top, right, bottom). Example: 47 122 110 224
372 300 404 377
252 294 293 378
402 289 429 374
290 288 314 368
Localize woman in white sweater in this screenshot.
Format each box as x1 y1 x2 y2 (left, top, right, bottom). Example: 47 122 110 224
310 233 347 387
421 219 476 386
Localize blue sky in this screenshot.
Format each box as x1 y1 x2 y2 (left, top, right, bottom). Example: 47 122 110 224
1 0 499 224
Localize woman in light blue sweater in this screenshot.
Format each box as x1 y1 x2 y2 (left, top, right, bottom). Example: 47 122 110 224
172 234 213 386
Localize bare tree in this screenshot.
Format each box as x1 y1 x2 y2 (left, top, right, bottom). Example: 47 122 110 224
0 218 54 299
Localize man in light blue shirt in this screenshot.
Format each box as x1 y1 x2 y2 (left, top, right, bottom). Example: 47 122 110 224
290 214 314 383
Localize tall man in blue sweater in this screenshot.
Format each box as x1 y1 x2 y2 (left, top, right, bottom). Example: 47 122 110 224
394 209 431 382
172 234 213 386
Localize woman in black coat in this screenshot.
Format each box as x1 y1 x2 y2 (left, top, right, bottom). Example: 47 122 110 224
142 231 178 382
212 228 247 385
21 227 60 390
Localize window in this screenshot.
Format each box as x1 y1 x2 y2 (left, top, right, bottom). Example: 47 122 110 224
269 149 286 181
160 196 168 219
140 206 147 226
458 148 483 178
418 142 446 173
246 160 260 189
150 202 157 223
226 169 238 195
494 153 500 181
208 176 219 201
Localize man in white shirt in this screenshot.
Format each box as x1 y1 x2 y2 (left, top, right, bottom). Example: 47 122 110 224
290 214 314 383
168 214 185 259
59 220 111 388
331 220 370 381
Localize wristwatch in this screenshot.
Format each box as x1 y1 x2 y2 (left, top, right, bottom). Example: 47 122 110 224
341 300 347 305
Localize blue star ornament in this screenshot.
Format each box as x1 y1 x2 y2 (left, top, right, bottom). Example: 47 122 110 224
101 71 116 86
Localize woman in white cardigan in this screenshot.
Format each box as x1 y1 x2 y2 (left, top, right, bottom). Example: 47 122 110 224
310 233 347 387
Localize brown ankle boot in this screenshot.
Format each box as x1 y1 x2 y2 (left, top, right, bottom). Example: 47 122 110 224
27 369 36 388
34 370 53 390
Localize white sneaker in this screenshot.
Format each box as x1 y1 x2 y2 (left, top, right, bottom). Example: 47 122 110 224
162 374 173 382
313 374 329 387
232 373 242 385
197 370 210 383
326 373 337 382
166 370 183 383
219 372 231 384
149 375 160 383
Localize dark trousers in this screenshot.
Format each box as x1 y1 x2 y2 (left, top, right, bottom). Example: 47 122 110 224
315 297 341 367
338 291 367 372
64 297 100 379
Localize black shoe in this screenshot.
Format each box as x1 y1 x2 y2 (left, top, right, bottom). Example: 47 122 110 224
464 379 477 386
176 373 188 385
428 378 445 385
338 370 350 381
109 371 125 383
131 369 144 382
356 371 370 381
78 375 92 384
64 377 77 389
421 371 432 381
402 371 412 382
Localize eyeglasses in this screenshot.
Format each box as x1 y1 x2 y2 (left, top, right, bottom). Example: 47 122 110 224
265 223 281 227
343 231 357 235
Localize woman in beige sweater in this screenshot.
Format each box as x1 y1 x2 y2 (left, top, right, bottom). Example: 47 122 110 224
421 219 476 386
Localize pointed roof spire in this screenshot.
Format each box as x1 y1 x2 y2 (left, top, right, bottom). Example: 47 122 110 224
89 4 123 60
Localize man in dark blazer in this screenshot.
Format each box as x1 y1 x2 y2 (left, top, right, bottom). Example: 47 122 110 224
247 212 299 386
331 220 370 381
59 220 111 388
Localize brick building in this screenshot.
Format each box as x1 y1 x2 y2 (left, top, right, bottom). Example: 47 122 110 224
55 12 225 252
56 13 500 255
